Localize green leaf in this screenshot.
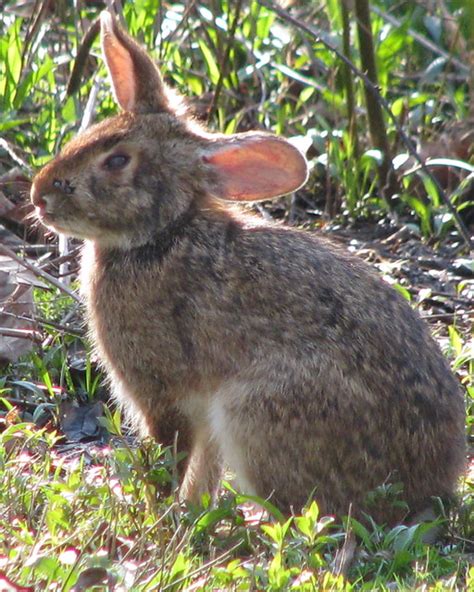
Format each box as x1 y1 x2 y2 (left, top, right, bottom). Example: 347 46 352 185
168 552 191 582
197 39 220 85
392 283 412 302
0 116 30 132
362 149 384 166
405 195 432 236
235 492 286 523
194 507 231 533
61 96 77 123
448 325 463 357
424 158 474 173
346 517 373 550
31 556 64 580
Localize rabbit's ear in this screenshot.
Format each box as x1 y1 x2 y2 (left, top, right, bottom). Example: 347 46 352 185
100 11 171 114
203 134 308 201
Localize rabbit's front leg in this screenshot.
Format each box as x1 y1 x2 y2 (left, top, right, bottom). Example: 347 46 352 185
114 379 222 500
175 394 223 504
149 404 209 494
109 373 194 482
179 427 222 505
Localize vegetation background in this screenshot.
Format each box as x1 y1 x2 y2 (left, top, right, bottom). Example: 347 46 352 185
0 0 472 589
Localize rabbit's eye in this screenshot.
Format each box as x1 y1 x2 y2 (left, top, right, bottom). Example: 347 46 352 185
103 153 130 171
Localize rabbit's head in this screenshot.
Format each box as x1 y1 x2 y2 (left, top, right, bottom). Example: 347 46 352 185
31 12 308 247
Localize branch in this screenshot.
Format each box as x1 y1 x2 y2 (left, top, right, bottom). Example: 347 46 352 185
0 244 82 304
0 327 43 342
354 0 400 205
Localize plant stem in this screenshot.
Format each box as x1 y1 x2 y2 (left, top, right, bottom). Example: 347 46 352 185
340 0 359 159
354 0 400 206
207 0 244 125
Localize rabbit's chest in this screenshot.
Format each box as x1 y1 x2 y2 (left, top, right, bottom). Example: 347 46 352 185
82 247 197 390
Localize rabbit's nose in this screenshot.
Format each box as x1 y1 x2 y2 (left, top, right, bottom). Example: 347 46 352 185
31 182 58 213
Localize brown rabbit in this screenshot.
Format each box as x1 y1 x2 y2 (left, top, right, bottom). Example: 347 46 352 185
31 12 465 523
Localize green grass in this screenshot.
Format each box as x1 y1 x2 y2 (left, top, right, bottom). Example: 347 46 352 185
0 417 472 590
0 0 472 589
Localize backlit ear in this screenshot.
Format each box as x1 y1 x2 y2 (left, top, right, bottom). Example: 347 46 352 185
100 11 172 114
203 134 308 201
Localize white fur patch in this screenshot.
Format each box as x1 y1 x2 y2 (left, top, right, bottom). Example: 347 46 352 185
177 393 210 427
209 382 257 495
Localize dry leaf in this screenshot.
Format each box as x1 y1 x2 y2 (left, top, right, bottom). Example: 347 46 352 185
0 257 38 364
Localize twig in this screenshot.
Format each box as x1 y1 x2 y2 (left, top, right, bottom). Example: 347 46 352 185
0 244 82 304
420 313 464 320
0 138 33 174
0 396 48 410
159 0 197 60
256 0 473 250
14 244 57 255
38 247 81 270
0 310 84 337
20 0 52 86
66 16 101 96
207 0 244 124
0 327 43 342
78 76 101 133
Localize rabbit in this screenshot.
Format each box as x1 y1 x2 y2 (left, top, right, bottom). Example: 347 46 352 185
31 11 465 524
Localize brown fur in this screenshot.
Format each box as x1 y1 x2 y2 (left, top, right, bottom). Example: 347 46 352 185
31 12 465 523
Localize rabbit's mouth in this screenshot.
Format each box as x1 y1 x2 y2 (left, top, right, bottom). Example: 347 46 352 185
35 208 67 234
35 208 122 243
34 204 65 231
35 206 55 226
